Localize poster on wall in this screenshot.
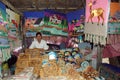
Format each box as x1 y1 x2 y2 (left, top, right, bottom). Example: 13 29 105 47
67 9 85 36
108 3 120 34
43 9 68 36
84 0 110 45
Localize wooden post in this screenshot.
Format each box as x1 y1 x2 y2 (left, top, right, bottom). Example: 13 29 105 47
97 45 103 70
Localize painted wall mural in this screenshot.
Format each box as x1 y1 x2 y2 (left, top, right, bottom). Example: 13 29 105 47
108 3 120 34
85 0 110 45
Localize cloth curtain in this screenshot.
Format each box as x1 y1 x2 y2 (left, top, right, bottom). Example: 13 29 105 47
102 43 120 58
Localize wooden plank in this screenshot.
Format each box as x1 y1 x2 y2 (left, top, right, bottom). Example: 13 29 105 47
1 0 23 16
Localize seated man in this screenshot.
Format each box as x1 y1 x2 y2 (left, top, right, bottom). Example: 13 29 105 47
29 32 49 50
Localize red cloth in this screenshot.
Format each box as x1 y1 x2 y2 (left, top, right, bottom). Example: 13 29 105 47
107 35 120 44
102 43 120 58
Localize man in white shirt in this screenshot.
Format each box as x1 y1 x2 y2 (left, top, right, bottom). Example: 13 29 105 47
29 32 49 50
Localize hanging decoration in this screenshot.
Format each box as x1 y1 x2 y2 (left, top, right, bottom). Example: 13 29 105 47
84 0 110 45
0 2 11 77
44 9 67 29
43 9 68 36
24 11 45 31
108 2 120 34
24 10 68 36
25 17 44 30
6 9 20 28
67 9 85 36
6 9 20 40
6 9 21 51
0 2 7 32
0 2 6 22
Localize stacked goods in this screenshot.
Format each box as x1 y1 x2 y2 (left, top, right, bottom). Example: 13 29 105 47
15 48 42 77
40 60 59 78
15 48 103 80
9 67 34 80
82 66 99 80
15 53 29 74
39 48 101 80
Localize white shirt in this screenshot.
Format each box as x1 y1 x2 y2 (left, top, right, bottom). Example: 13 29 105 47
29 38 49 50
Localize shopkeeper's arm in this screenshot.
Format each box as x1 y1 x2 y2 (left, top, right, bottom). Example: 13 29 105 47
29 42 35 49
43 41 49 50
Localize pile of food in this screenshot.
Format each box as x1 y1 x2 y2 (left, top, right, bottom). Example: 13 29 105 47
14 48 104 80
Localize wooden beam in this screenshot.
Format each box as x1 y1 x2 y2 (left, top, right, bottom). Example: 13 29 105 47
65 0 69 13
54 0 58 10
77 0 85 9
17 7 77 11
32 0 39 10
1 0 23 16
46 0 50 9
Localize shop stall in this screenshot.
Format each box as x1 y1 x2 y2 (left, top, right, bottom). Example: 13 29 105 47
0 0 120 80
10 7 105 80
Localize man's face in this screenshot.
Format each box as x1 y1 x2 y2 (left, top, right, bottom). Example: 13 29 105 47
36 34 42 42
